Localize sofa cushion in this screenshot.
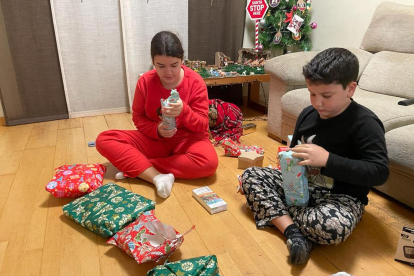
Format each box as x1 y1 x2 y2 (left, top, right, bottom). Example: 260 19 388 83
358 51 414 99
385 125 414 175
281 87 414 132
265 48 372 85
360 2 414 54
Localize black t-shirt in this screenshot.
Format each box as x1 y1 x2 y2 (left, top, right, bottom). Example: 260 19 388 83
291 100 389 205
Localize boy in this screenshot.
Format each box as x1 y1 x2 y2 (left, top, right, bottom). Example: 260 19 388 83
241 48 389 265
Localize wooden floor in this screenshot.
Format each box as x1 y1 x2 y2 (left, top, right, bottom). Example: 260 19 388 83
0 107 413 276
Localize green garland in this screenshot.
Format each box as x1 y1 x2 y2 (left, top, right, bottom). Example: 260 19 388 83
197 67 211 78
195 65 266 78
222 64 265 75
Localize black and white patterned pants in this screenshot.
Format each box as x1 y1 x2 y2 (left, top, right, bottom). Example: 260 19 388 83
241 167 365 245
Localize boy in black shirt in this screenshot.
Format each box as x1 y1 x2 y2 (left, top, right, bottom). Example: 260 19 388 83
241 48 389 265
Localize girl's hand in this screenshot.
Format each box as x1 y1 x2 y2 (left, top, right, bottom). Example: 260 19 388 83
162 99 183 117
157 122 177 138
290 144 329 167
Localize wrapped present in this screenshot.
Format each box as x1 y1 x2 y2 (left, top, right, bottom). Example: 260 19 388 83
220 138 264 157
147 255 220 276
108 210 194 264
63 182 155 237
238 151 264 169
160 89 180 130
45 164 106 198
278 150 309 207
276 147 288 170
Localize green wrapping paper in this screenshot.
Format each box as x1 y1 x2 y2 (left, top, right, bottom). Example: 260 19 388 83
147 255 220 276
63 182 155 237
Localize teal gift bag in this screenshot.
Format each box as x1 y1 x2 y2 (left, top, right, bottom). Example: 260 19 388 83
278 150 309 207
147 255 220 276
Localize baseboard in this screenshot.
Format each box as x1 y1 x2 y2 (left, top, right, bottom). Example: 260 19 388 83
267 132 284 144
0 117 5 126
69 107 130 118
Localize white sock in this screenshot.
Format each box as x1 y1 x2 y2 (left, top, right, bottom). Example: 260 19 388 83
153 173 175 198
115 172 125 180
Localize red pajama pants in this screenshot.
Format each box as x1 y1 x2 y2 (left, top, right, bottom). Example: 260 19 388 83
96 130 218 179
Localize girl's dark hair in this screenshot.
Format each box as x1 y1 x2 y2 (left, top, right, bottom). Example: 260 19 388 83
150 31 184 61
302 48 359 89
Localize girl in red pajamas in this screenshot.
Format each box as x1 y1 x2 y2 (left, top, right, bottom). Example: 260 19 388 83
96 31 218 198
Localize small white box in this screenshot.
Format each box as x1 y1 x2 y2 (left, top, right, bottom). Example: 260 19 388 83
395 226 414 266
192 186 227 214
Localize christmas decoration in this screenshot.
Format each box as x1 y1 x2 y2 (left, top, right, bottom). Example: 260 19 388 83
293 5 297 11
269 0 281 8
306 0 312 10
311 22 318 29
258 0 314 53
292 31 302 40
257 44 264 51
274 29 282 44
297 0 306 12
287 14 304 35
246 0 269 51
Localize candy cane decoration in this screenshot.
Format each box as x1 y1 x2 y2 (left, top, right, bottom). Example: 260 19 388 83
255 20 259 51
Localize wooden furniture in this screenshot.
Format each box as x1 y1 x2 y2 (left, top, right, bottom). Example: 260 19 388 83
203 74 270 112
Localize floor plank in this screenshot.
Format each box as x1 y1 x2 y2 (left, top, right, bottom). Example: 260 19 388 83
0 111 413 276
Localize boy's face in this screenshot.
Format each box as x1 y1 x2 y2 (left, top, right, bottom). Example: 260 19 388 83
307 81 356 119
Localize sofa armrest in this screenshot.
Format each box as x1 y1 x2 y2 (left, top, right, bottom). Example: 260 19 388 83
265 51 318 86
265 52 317 142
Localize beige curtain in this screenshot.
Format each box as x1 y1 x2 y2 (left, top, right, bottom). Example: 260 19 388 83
51 0 128 118
120 0 189 110
188 0 247 65
0 0 68 125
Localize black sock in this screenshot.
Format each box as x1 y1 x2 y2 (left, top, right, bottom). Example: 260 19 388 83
284 224 312 265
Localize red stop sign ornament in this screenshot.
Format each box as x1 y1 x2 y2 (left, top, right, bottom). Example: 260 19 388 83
246 0 269 20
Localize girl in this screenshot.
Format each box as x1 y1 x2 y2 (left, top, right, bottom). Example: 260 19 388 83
96 31 218 198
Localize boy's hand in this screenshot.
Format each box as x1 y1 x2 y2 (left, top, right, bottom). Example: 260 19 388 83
290 144 329 167
157 122 177 138
162 99 183 117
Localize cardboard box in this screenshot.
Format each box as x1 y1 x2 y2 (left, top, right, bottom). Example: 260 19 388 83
192 186 227 214
395 226 414 266
242 123 256 136
238 151 264 169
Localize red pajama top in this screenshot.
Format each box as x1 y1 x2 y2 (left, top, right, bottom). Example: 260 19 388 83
132 65 210 140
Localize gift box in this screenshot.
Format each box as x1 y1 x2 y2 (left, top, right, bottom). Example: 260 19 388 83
278 150 309 207
63 182 155 237
45 163 106 198
238 151 264 169
192 186 227 214
147 255 220 276
395 226 414 266
108 210 194 264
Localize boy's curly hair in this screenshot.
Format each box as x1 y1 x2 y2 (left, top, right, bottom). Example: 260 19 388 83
302 48 359 89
